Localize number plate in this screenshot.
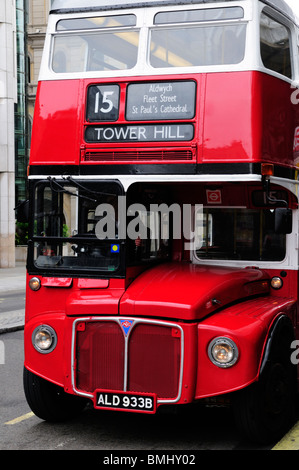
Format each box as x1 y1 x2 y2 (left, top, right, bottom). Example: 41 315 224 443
94 390 156 413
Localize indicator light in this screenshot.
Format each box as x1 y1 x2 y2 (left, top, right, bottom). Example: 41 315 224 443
29 277 41 291
271 276 283 289
261 163 274 176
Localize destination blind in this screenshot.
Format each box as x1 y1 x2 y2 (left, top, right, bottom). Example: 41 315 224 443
85 124 194 143
85 80 196 143
126 81 196 120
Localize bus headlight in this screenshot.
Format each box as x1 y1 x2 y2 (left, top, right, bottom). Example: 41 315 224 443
208 337 238 368
32 325 57 354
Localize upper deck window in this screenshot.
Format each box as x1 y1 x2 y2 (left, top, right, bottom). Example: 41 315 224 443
154 6 244 24
52 14 138 73
150 24 246 68
260 11 292 79
56 14 136 30
150 6 246 68
50 7 248 74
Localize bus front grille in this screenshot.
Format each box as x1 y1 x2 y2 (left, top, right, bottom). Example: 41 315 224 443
74 318 183 401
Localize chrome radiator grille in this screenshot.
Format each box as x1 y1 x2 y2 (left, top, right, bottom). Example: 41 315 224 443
72 317 184 404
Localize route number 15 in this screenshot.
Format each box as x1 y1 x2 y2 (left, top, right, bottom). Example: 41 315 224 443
87 84 119 122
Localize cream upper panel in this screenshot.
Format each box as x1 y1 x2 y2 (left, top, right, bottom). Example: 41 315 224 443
40 1 255 80
40 0 298 82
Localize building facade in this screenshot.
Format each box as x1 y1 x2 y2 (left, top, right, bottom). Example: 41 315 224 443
15 0 29 207
13 0 50 263
27 0 50 131
0 0 17 267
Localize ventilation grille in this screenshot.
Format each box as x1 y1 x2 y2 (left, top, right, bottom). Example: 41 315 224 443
82 149 194 162
75 320 182 400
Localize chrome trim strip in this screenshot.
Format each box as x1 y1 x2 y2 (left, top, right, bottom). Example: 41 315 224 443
71 316 184 404
120 319 136 392
71 317 94 399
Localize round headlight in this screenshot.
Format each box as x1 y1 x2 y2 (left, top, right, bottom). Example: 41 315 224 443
32 325 57 354
271 276 283 290
29 277 41 291
208 337 238 368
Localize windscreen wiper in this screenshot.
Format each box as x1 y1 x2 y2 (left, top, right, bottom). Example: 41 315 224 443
65 176 117 198
48 177 97 202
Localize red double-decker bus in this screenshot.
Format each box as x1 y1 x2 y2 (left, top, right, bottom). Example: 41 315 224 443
21 0 299 444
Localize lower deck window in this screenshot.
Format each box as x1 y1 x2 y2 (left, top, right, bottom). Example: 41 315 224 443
195 208 286 262
29 179 170 275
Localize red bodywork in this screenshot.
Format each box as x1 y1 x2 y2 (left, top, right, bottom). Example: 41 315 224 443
26 69 299 409
24 263 298 406
29 71 299 169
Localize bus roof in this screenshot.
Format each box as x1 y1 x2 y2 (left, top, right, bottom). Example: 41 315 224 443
50 0 297 23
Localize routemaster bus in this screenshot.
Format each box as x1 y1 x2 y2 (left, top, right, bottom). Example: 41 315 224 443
20 0 299 444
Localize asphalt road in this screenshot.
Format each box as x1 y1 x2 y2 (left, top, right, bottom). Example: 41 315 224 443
0 291 25 314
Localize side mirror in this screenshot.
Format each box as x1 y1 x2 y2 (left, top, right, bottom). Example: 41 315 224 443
275 208 292 234
15 199 29 223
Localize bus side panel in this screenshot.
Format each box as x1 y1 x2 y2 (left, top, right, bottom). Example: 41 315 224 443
202 71 298 168
29 80 83 166
260 72 299 167
202 71 260 163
